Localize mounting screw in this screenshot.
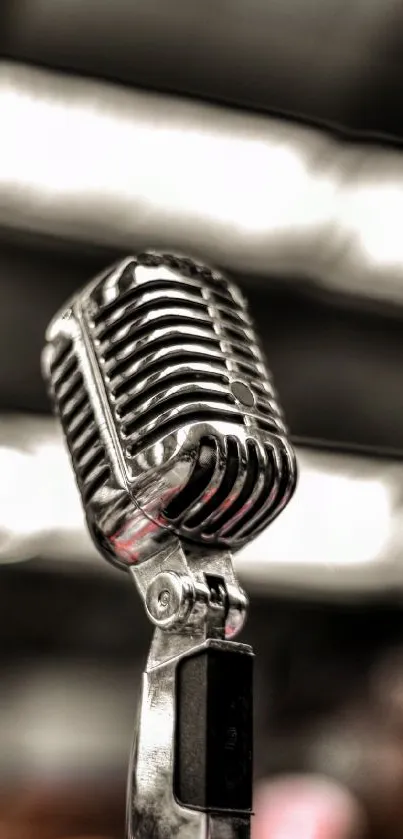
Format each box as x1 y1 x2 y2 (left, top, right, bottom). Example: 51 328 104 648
145 571 195 629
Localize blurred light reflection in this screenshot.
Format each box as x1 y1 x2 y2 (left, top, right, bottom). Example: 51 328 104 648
4 63 403 309
1 415 403 599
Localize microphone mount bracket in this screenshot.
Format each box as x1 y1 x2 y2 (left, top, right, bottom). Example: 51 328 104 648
130 538 248 640
127 539 254 839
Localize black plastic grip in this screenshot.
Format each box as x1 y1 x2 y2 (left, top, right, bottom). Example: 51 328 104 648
174 645 253 813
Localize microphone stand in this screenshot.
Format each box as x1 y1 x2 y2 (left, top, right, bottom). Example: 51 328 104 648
126 539 253 839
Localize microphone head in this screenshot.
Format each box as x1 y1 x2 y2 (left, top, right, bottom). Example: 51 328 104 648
42 253 297 569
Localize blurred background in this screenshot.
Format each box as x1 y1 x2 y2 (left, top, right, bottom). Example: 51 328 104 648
3 1 403 837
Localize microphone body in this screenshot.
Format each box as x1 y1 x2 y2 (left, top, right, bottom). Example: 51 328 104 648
42 252 296 569
42 252 297 839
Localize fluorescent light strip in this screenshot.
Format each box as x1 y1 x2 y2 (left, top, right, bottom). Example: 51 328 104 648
1 63 403 306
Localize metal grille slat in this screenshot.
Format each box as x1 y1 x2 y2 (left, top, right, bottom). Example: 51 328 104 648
48 338 111 505
220 442 267 538
123 390 239 442
116 365 229 419
100 307 217 360
239 445 293 539
94 286 205 336
183 437 240 531
126 407 243 458
202 441 249 534
103 324 220 372
107 335 224 384
112 347 227 399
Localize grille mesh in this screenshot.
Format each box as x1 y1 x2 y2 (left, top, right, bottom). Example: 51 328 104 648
87 254 285 458
49 337 110 503
44 253 295 552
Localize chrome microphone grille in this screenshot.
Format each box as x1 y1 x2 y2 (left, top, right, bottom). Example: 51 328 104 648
43 253 297 568
89 253 286 452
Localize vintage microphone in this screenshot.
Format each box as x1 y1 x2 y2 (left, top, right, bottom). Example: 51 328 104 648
42 252 297 839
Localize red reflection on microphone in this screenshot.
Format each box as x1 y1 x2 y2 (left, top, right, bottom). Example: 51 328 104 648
109 488 178 563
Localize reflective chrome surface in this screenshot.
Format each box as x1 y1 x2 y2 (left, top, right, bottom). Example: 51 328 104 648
130 541 248 640
4 62 403 308
42 253 296 567
42 252 296 838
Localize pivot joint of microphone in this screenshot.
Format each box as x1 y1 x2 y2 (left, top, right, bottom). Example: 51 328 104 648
129 537 248 640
